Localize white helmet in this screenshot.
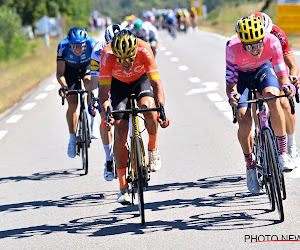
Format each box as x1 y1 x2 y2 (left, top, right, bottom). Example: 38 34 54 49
249 12 273 32
105 24 121 44
235 16 249 34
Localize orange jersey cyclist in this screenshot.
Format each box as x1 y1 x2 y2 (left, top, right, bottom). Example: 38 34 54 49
99 30 170 205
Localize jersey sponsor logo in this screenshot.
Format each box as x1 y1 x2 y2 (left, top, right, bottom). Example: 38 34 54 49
102 51 111 66
260 73 267 83
114 65 144 78
270 67 276 76
99 75 111 79
81 54 86 59
95 49 102 57
58 45 65 57
226 54 235 63
91 59 100 72
70 54 73 59
138 47 152 59
272 31 286 46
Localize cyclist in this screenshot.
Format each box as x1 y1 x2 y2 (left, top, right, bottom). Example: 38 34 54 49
143 14 160 57
226 18 295 193
99 30 170 205
57 27 96 158
130 18 150 42
250 12 300 168
89 24 122 181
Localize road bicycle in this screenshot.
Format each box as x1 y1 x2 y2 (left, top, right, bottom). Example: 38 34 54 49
105 94 166 225
62 89 91 175
232 88 295 222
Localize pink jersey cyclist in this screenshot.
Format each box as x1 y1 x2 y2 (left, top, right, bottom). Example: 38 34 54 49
226 32 288 109
226 32 287 85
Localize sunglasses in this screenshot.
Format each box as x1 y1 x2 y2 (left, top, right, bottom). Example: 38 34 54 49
70 44 86 49
116 56 136 64
243 40 264 51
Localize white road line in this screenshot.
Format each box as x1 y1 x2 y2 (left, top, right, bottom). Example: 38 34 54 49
170 57 179 62
6 115 23 124
214 102 232 112
165 51 172 56
35 93 48 100
179 65 189 71
186 82 219 95
21 103 36 110
188 77 201 83
52 78 58 83
45 84 56 91
207 93 223 102
287 168 300 178
0 130 8 140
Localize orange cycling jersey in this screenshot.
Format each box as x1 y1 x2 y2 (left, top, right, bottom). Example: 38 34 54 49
99 39 160 85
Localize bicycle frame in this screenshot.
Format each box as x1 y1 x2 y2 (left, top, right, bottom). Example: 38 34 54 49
129 98 149 183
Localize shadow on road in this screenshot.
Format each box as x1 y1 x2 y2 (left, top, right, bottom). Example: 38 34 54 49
0 168 82 184
0 174 280 239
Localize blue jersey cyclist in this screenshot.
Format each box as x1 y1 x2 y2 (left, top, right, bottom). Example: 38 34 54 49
57 27 96 158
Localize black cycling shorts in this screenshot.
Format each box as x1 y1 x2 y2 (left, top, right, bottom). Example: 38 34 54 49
110 73 154 120
64 63 91 90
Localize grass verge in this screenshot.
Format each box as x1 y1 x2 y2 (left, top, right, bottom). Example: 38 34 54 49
0 31 101 115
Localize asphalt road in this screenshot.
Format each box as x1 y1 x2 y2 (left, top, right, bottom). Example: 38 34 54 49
0 29 300 249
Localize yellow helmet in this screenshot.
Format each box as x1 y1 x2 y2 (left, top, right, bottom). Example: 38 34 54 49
111 30 138 58
237 17 265 42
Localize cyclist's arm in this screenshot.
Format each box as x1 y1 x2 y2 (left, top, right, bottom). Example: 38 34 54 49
150 78 165 106
99 84 111 112
284 55 299 77
56 60 67 87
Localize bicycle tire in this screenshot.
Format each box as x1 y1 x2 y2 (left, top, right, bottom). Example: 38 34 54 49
81 110 89 175
264 129 284 222
255 132 275 211
134 136 145 225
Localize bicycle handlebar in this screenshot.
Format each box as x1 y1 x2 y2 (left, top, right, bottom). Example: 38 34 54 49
61 89 88 106
232 92 295 124
105 102 166 127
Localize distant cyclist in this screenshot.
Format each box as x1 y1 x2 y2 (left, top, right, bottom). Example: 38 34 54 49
99 30 170 205
57 27 96 158
250 12 300 168
226 18 295 193
143 14 160 57
89 24 122 181
130 18 150 42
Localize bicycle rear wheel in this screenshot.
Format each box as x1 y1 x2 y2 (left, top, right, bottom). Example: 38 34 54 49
133 136 145 225
264 129 284 222
81 110 89 175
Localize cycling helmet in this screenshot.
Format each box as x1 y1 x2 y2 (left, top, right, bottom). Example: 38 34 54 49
235 16 249 34
134 19 143 30
67 27 87 44
237 17 265 43
250 12 273 33
105 24 121 44
111 29 138 58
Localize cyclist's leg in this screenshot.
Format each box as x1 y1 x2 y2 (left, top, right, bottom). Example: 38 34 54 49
237 73 259 193
135 74 161 171
279 90 299 166
111 77 131 203
64 67 80 157
256 62 293 170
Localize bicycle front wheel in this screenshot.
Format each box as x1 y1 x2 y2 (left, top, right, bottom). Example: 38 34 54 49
133 136 145 225
264 129 284 222
81 110 89 175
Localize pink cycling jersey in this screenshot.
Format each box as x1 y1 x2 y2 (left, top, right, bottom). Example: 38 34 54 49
226 32 287 85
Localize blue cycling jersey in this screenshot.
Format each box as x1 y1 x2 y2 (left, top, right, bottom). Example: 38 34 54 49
57 37 96 69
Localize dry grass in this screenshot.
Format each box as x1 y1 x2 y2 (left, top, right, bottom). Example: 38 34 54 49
0 31 101 114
